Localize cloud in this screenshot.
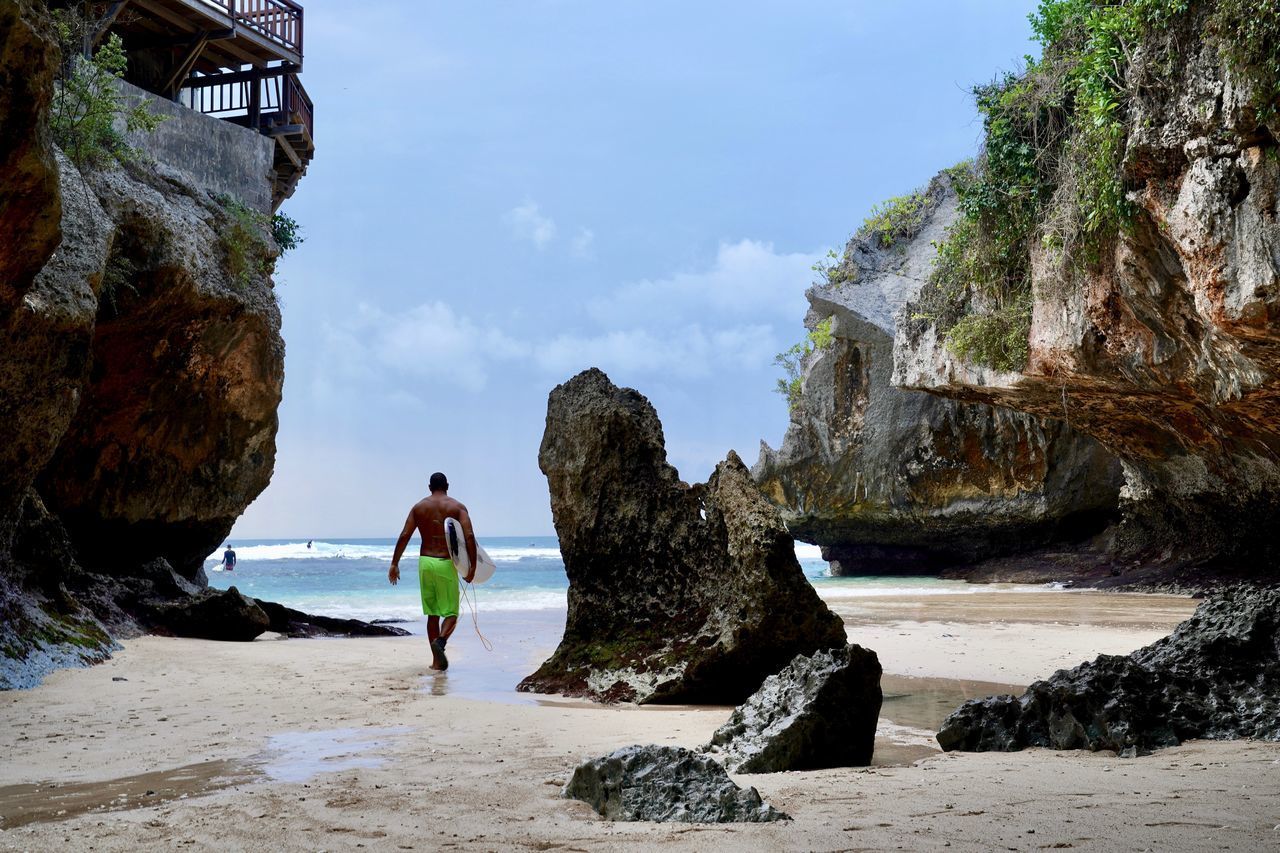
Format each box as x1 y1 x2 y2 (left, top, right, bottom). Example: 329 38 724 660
588 239 819 326
570 227 595 259
504 199 557 249
320 239 815 398
326 302 529 393
532 323 777 379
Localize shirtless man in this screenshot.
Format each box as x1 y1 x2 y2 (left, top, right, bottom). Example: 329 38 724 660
388 472 477 670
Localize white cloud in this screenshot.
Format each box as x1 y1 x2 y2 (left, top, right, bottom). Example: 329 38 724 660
588 239 819 326
504 199 557 249
328 302 529 393
319 239 813 397
532 323 776 379
570 227 595 259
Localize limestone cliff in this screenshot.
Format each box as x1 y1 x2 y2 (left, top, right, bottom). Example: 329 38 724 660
0 1 286 686
755 174 1121 573
896 3 1280 575
521 369 847 704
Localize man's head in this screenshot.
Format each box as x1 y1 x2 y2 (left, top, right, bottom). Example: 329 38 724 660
429 472 449 493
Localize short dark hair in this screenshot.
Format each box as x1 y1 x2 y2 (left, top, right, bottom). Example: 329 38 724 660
429 472 448 492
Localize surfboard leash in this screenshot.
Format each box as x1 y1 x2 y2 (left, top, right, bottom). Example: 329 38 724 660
459 578 494 652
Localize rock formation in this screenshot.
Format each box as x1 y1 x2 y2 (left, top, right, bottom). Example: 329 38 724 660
0 7 383 687
519 369 847 704
755 174 1122 574
937 587 1280 753
704 644 882 772
563 745 789 823
895 5 1280 573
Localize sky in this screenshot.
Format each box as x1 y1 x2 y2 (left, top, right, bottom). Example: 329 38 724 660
231 0 1040 539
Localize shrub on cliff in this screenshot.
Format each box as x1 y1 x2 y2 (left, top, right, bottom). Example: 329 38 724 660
774 316 834 412
927 0 1280 371
49 18 164 168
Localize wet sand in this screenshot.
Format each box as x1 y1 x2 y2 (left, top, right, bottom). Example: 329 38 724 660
4 588 1278 852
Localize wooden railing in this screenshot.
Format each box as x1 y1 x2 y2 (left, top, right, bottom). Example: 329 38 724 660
181 66 313 140
193 0 303 55
281 73 312 135
229 0 303 54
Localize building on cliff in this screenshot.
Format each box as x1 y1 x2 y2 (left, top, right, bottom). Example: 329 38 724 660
79 0 314 209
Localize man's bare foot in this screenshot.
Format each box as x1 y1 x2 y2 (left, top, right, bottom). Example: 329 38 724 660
430 643 442 670
431 637 449 671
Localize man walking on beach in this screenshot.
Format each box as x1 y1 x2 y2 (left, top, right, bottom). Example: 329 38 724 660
389 472 477 670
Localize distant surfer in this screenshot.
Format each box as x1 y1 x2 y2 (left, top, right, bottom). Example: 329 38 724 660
388 472 477 671
220 545 237 572
306 540 312 549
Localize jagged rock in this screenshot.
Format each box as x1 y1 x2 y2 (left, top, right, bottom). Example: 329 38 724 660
33 158 283 579
0 0 60 310
755 173 1121 574
563 745 789 823
894 4 1280 571
256 600 412 638
148 586 270 642
704 644 882 772
937 587 1280 753
519 369 847 704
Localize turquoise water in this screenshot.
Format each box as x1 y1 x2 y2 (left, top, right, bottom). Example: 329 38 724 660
206 537 1031 626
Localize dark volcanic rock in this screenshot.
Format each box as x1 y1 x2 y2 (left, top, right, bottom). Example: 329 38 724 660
148 587 270 642
704 644 882 772
256 600 412 638
938 587 1280 753
563 745 789 823
519 369 847 704
755 172 1121 575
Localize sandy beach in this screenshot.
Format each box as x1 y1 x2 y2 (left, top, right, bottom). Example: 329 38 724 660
4 588 1279 852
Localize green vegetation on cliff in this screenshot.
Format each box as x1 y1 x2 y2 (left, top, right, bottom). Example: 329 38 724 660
775 317 834 412
50 19 164 168
926 0 1280 371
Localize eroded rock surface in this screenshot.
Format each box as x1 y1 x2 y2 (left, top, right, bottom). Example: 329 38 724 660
896 6 1280 572
0 0 60 307
937 587 1280 753
756 174 1121 574
520 369 847 704
704 644 882 772
563 745 789 823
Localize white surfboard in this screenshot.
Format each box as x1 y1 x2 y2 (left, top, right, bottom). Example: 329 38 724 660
444 517 496 584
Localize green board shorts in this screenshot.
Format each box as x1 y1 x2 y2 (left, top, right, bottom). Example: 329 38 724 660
418 555 460 618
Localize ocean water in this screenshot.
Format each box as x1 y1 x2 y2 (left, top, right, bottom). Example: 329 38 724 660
206 537 1040 625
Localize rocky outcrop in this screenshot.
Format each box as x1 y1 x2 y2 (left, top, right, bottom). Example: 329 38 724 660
148 586 270 642
256 600 413 638
563 745 789 823
937 587 1280 753
35 160 284 580
756 174 1121 574
704 644 882 772
0 0 60 309
519 369 847 704
895 5 1280 572
0 10 291 684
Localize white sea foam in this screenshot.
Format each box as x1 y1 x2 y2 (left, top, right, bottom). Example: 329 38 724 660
206 541 564 564
211 540 826 565
279 588 569 622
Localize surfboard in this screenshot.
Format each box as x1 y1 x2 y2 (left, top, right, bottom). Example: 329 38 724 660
444 517 496 584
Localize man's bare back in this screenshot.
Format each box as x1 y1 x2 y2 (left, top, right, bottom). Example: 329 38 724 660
412 493 470 558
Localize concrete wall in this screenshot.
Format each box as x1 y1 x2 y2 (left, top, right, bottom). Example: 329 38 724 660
117 79 275 213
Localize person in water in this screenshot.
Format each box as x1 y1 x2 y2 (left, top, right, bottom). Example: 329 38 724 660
220 545 236 571
389 472 477 670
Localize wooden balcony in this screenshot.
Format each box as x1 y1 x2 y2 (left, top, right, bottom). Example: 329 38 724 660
94 0 313 208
